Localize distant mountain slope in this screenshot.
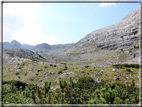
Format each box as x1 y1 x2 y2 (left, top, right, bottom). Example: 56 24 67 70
51 43 75 49
66 6 140 53
33 43 51 51
3 48 47 62
3 42 13 48
1 7 141 67
22 44 34 50
10 40 22 48
51 6 141 66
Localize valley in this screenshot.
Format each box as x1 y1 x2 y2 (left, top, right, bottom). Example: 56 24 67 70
1 6 141 105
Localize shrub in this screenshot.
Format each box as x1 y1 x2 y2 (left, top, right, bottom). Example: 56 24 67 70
58 71 62 74
112 64 140 69
129 49 132 52
6 52 14 57
49 64 53 67
38 69 42 72
134 45 139 49
87 73 89 75
85 66 89 68
63 66 68 70
44 66 48 68
2 80 28 90
18 76 20 78
60 63 66 65
36 50 38 54
74 77 95 90
121 48 123 52
54 65 57 67
126 68 131 72
15 72 19 75
36 73 38 76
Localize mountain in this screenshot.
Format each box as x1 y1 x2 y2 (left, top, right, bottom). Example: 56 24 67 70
1 7 141 67
10 40 22 48
3 48 47 62
48 6 141 66
0 40 21 49
50 43 75 49
33 43 51 51
1 42 13 48
22 44 34 50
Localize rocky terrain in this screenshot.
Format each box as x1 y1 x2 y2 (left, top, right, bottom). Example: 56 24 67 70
1 7 141 90
41 6 141 67
2 48 48 63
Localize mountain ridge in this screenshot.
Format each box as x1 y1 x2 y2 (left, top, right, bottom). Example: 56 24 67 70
1 6 141 67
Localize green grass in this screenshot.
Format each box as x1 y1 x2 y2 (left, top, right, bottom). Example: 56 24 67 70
3 59 140 89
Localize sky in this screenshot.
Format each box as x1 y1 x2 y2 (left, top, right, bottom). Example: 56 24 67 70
3 2 140 46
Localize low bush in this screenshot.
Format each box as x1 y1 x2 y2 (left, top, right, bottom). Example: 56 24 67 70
85 65 89 68
6 52 14 57
126 68 132 72
44 66 48 68
113 64 140 69
54 65 57 67
15 72 19 75
49 64 53 67
38 69 42 72
58 70 62 74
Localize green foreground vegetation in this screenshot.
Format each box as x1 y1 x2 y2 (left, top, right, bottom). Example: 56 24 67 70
2 76 139 104
2 63 140 105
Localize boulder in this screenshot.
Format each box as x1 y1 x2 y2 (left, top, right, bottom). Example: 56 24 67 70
121 74 126 77
113 76 119 80
112 69 116 72
125 80 129 83
39 79 43 82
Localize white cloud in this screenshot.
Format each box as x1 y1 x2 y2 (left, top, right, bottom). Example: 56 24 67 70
99 3 116 7
3 3 60 45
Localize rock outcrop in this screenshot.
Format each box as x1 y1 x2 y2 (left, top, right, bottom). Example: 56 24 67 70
3 48 47 62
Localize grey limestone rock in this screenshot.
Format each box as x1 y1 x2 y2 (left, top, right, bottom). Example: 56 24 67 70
112 69 116 72
39 79 43 82
113 76 119 80
125 80 129 83
121 74 126 77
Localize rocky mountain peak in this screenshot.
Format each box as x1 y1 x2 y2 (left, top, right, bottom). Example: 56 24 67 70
10 40 22 48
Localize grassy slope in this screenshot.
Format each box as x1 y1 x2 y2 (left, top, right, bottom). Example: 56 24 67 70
3 59 140 89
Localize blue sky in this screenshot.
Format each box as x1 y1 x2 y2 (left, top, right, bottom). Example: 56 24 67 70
3 2 140 46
